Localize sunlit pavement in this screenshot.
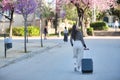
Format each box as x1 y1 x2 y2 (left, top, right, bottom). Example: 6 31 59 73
0 36 120 80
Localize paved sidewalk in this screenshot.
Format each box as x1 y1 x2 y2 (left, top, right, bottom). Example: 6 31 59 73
0 36 61 68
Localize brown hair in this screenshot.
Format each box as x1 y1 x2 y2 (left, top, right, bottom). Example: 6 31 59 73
71 24 77 40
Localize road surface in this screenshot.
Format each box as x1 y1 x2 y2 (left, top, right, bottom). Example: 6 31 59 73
0 37 120 80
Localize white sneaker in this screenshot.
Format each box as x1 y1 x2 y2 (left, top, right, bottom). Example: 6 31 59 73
74 67 77 72
74 63 80 72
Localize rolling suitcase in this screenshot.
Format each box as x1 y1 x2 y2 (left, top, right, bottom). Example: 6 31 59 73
81 58 93 73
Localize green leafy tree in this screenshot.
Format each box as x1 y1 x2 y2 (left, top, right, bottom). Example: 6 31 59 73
36 0 55 47
117 0 120 4
111 9 120 20
64 3 77 20
110 0 120 20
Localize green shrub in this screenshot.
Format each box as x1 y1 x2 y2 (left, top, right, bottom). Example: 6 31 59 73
12 27 24 36
90 21 109 30
6 26 40 36
49 33 58 36
87 27 94 36
68 27 73 34
68 20 76 25
27 26 40 36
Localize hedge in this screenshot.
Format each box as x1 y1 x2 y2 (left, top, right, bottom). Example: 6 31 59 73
87 27 94 36
90 21 109 30
6 26 40 36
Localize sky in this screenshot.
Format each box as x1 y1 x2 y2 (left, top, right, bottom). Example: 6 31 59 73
45 0 54 3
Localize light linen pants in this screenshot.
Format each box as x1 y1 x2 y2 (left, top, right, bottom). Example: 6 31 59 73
73 41 84 68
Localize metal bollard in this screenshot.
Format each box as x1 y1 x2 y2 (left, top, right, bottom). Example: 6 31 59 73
4 37 12 58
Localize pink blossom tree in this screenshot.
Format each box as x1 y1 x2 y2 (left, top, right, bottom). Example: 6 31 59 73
56 0 116 36
1 0 15 38
15 0 37 53
72 0 116 36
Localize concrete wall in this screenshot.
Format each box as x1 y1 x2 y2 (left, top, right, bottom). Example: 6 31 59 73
0 13 35 33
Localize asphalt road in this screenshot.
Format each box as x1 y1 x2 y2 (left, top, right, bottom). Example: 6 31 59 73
0 37 120 80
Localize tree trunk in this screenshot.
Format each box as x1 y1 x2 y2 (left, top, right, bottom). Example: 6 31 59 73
78 16 88 37
9 20 13 38
82 21 88 37
55 13 58 34
9 9 14 38
40 19 43 47
24 15 27 53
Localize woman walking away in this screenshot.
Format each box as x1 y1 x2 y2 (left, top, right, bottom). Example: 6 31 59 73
63 27 68 42
44 27 48 40
114 19 119 31
70 24 88 72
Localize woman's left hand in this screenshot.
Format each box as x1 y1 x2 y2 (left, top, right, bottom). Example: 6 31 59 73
84 47 89 50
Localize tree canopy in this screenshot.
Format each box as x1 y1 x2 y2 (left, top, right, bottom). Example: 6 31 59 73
15 0 37 15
